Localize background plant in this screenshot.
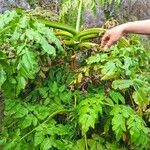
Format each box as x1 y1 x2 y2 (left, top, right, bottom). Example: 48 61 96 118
0 1 150 150
60 0 122 27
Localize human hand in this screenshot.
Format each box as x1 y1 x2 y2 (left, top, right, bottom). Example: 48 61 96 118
101 25 125 50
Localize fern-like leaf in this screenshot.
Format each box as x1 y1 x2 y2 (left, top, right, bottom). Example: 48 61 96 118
111 105 148 148
60 0 98 19
59 0 79 18
78 94 104 135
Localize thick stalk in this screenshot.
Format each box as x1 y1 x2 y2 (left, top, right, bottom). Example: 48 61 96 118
70 50 77 70
76 28 105 40
37 18 77 35
80 34 99 41
55 31 74 38
76 0 83 32
77 42 99 48
63 40 79 46
85 134 88 150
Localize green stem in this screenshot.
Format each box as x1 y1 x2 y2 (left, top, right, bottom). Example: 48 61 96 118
37 18 77 35
84 134 88 150
76 28 105 39
63 40 79 46
0 26 11 34
55 31 73 38
77 42 99 48
74 95 77 107
127 90 135 107
20 109 67 141
76 0 83 32
79 34 99 41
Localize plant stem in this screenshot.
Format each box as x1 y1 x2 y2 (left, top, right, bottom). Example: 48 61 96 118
84 134 88 150
70 50 77 70
74 94 77 107
20 109 68 141
76 28 105 39
76 0 83 32
37 18 77 35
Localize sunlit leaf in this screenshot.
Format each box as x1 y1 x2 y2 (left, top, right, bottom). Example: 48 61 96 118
112 80 134 90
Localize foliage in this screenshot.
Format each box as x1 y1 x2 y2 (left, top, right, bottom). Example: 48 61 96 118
60 0 122 26
0 5 150 150
0 10 63 97
78 94 104 135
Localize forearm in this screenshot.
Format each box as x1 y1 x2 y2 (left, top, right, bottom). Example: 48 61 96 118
121 20 150 35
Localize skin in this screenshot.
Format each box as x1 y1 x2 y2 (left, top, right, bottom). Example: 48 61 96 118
101 20 150 50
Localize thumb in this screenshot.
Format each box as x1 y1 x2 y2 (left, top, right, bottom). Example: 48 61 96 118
104 40 114 50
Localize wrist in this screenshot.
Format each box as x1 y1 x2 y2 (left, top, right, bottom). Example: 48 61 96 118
121 22 131 34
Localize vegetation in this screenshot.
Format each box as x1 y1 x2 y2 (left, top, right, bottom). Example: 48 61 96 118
0 0 150 150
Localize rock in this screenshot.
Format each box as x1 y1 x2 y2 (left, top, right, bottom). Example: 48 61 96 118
83 0 150 28
38 0 61 13
83 5 105 28
0 0 9 13
119 0 150 21
0 0 30 13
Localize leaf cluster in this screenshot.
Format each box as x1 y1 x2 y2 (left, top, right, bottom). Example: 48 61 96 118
0 8 150 150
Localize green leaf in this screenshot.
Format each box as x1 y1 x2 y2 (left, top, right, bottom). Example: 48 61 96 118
16 76 26 95
17 48 38 79
101 61 118 80
5 99 17 111
61 91 72 103
53 124 70 136
35 23 63 52
75 139 86 150
104 98 114 106
0 10 17 29
11 28 22 42
111 106 127 141
0 51 6 60
51 82 58 93
50 138 66 149
40 138 52 150
34 131 45 146
5 99 16 111
0 138 6 145
25 29 56 56
21 114 33 129
0 66 6 88
40 38 56 56
18 15 29 29
111 105 148 147
86 53 108 64
33 116 38 127
14 104 28 118
132 88 149 107
123 57 132 75
59 85 66 92
34 105 50 120
127 113 148 147
112 80 134 90
109 90 125 104
78 95 104 135
38 87 49 98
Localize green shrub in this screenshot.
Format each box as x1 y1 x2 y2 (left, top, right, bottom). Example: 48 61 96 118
0 8 149 150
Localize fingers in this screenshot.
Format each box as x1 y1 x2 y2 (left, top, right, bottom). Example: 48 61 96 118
101 33 110 48
101 32 116 50
104 40 114 50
